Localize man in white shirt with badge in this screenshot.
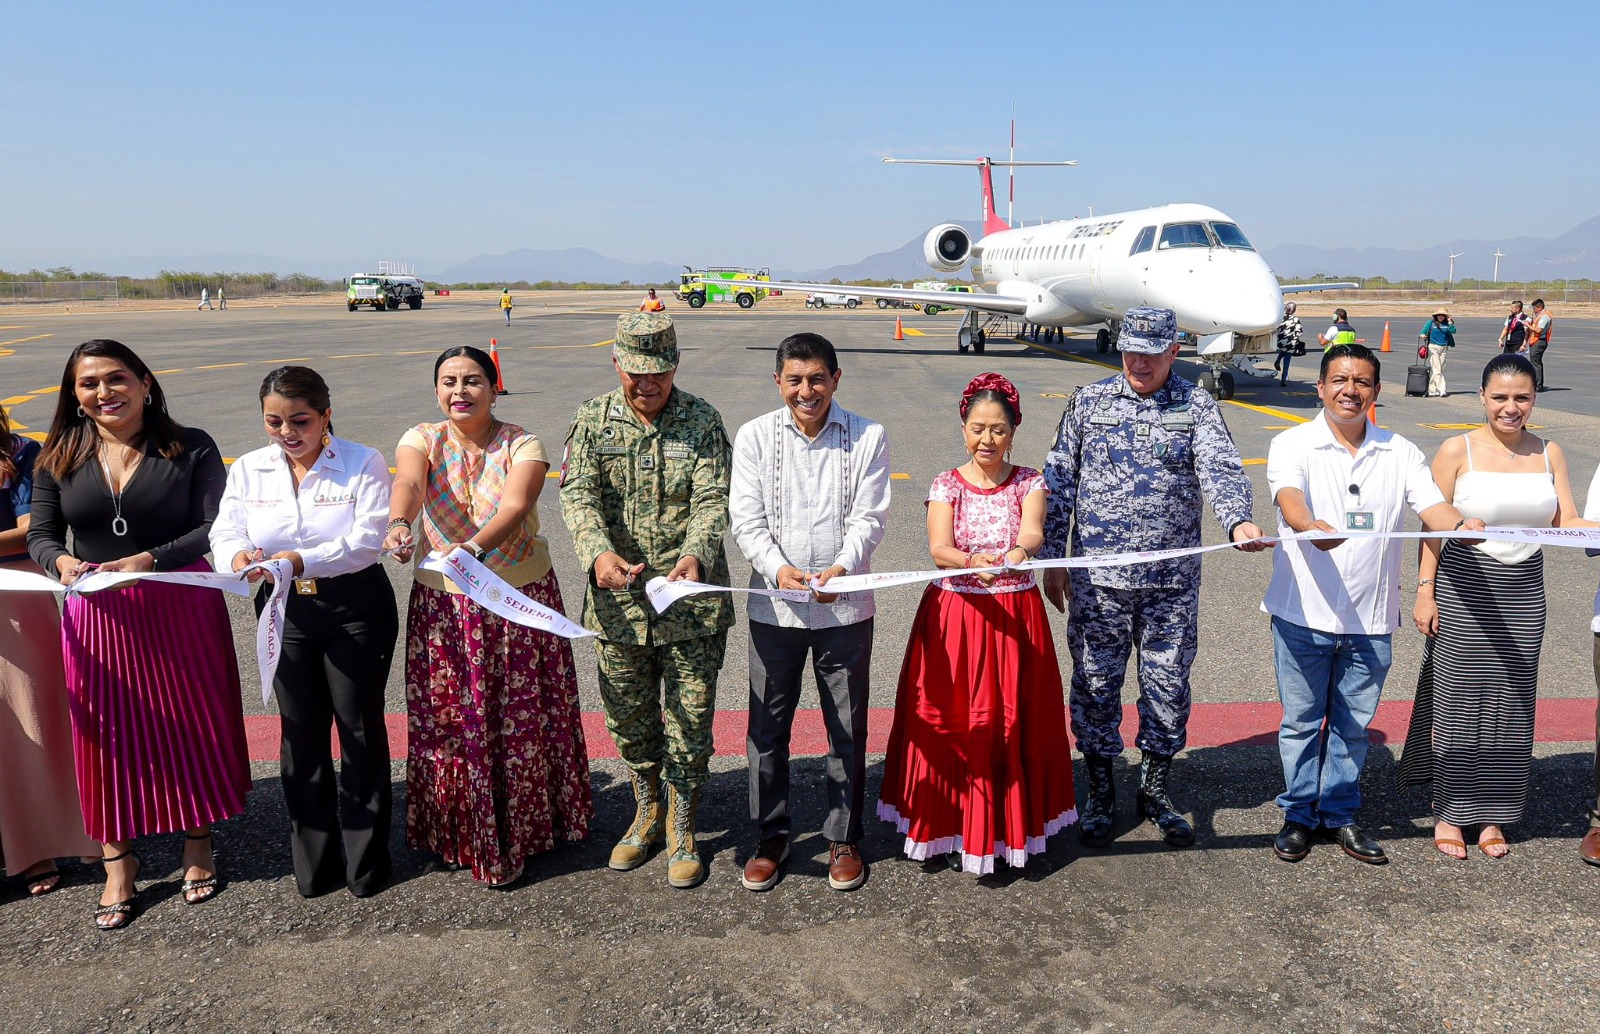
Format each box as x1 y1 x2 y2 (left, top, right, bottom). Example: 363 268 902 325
729 332 890 893
1262 343 1481 866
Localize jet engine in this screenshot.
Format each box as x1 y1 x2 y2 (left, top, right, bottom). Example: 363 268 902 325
923 224 972 272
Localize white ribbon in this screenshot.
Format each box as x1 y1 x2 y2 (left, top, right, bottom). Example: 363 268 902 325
644 576 812 616
417 548 596 640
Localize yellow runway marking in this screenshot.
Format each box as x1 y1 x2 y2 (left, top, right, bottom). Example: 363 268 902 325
326 353 381 359
2 395 35 406
1244 458 1267 466
588 338 616 348
20 431 45 442
900 328 926 337
0 326 31 330
891 473 911 480
153 368 186 375
198 362 247 370
1264 425 1295 430
30 385 59 394
261 358 314 363
1224 400 1307 424
0 333 52 347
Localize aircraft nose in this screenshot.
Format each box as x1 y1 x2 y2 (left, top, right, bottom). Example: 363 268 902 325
1184 255 1283 334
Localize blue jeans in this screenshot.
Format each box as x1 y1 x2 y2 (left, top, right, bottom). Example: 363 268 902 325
1271 615 1392 829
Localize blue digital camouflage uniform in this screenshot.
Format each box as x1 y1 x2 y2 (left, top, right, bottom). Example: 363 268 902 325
1041 311 1254 758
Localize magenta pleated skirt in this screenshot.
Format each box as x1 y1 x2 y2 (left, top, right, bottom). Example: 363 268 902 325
61 560 251 842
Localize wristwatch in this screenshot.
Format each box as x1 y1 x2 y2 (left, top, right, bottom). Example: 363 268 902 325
466 541 488 561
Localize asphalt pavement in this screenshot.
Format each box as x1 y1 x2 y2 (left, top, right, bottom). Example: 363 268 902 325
1 295 1597 1033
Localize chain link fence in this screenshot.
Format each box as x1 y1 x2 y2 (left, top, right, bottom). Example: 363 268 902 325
0 280 120 303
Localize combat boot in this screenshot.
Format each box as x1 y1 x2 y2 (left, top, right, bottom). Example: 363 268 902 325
664 783 706 889
1137 751 1195 847
608 766 665 871
1079 754 1116 849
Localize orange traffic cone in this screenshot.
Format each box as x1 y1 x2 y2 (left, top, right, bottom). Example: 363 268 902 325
893 316 904 341
1368 402 1379 424
490 338 507 395
1380 321 1392 353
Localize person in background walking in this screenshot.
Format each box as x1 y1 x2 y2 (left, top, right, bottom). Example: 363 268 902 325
198 286 211 311
217 286 226 311
1497 300 1529 355
500 288 513 326
1273 302 1305 387
1418 311 1456 398
640 289 666 313
1526 299 1554 391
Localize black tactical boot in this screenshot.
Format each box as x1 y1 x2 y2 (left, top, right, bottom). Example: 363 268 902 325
1079 754 1116 849
1138 751 1195 847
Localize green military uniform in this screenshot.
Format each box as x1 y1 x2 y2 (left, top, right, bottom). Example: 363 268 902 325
560 317 732 792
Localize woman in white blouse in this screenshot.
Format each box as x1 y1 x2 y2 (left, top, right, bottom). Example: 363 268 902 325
211 366 397 898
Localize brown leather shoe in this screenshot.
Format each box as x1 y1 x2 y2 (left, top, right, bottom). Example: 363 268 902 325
740 835 789 892
827 841 866 891
1581 828 1600 867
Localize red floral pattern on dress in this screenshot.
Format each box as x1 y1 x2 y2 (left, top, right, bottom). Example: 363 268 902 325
405 573 592 883
926 466 1045 594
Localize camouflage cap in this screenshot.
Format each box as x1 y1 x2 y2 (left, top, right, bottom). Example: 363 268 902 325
1117 306 1178 354
613 311 679 374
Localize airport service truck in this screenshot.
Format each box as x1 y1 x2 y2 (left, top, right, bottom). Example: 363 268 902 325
347 274 425 311
678 266 772 309
806 291 861 309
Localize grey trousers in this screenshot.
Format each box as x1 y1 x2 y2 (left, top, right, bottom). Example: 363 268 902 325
747 618 873 844
1591 636 1600 829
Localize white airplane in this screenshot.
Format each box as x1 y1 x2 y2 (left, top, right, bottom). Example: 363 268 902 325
736 157 1353 399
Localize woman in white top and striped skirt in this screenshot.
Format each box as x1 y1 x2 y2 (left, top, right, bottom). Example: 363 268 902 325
1401 354 1597 859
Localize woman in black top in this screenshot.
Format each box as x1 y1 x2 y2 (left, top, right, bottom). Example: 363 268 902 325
28 340 250 930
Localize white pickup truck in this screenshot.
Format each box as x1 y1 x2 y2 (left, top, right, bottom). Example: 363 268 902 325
804 291 861 309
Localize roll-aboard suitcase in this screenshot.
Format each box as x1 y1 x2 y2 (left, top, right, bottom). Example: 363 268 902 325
1406 364 1429 397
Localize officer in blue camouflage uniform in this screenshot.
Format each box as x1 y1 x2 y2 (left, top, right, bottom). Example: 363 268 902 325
1041 307 1266 849
560 311 733 889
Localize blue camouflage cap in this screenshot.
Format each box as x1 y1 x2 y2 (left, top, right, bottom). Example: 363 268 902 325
1117 307 1178 354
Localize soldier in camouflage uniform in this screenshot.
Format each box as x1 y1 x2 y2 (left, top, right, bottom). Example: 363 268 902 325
559 311 733 889
1040 307 1266 849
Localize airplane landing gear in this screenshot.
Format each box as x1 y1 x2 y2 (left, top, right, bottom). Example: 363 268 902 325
1095 327 1111 353
959 312 986 354
1197 365 1236 400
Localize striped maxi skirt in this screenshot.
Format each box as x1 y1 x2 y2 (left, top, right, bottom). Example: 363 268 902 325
1399 541 1543 826
61 560 251 843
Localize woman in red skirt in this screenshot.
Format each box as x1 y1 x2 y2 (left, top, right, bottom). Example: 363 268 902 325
877 373 1076 874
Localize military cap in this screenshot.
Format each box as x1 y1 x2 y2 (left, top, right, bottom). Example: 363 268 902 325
613 311 679 374
1117 306 1178 354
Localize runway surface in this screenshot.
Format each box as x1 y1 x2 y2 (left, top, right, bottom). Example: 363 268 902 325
2 294 1597 1033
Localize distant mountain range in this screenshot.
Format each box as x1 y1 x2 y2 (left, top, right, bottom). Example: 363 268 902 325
9 215 1600 284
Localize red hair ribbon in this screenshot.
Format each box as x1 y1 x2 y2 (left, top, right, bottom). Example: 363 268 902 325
960 372 1022 426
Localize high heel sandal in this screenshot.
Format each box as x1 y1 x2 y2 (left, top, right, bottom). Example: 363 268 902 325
95 849 141 931
181 831 221 905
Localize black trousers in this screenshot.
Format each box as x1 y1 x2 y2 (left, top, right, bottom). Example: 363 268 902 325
1529 339 1549 389
746 618 873 844
260 565 398 896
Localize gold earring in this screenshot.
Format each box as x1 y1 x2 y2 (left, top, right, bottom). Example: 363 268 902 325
321 430 331 447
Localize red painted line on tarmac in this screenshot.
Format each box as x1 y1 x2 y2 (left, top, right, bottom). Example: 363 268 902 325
241 699 1597 762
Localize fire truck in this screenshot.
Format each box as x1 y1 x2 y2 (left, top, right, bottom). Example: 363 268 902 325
677 266 772 309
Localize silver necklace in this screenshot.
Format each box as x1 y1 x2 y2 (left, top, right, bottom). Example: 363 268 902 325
98 442 136 537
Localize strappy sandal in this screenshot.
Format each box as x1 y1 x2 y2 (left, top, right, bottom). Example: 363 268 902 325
1433 834 1468 860
95 849 141 931
21 863 62 896
181 831 222 905
1478 831 1510 859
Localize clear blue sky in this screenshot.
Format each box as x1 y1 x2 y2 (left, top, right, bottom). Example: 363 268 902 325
3 1 1596 275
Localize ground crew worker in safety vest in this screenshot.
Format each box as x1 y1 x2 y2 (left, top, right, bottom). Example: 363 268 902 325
559 311 733 890
500 288 513 325
640 288 665 313
1319 308 1356 352
1040 307 1267 853
1526 298 1554 391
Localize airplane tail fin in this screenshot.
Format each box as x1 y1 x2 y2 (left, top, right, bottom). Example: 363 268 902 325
881 156 1077 237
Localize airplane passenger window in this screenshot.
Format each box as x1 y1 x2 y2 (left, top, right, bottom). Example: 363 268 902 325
1157 223 1210 249
1129 226 1156 255
1209 223 1256 250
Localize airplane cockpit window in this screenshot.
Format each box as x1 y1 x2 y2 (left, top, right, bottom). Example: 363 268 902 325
1157 223 1210 249
1208 222 1255 251
1129 226 1156 255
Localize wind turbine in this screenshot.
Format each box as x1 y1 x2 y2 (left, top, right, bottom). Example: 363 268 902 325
1493 247 1505 283
1447 250 1464 286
